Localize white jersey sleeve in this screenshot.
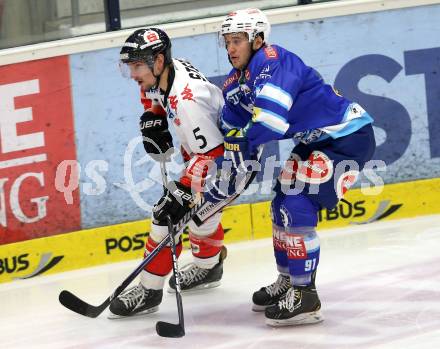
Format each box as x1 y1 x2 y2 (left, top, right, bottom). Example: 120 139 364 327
166 59 224 155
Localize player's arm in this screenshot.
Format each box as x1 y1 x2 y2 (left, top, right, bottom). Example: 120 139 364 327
246 61 300 150
138 94 173 160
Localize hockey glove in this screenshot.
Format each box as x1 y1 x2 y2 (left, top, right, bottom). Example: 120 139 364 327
139 111 173 160
203 127 258 203
153 181 196 224
224 128 254 171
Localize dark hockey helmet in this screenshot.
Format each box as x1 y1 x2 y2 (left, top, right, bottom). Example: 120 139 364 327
120 28 172 68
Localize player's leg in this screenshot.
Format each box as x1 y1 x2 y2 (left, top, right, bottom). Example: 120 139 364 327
265 124 375 326
168 212 227 292
264 193 323 326
109 219 182 317
252 192 291 311
252 149 307 312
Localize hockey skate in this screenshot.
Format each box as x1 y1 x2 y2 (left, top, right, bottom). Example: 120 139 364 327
108 283 163 318
168 246 227 293
252 274 291 311
264 283 323 326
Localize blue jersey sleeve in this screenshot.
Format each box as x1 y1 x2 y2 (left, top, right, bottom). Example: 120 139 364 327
220 102 248 135
246 58 302 149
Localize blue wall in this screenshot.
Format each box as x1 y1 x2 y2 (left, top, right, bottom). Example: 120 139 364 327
69 4 440 228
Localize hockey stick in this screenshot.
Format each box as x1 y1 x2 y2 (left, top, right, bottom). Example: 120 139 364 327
154 148 185 337
59 233 171 318
155 214 185 337
59 141 259 328
58 142 181 323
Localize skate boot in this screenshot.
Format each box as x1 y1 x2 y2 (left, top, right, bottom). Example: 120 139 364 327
252 274 291 311
108 283 163 318
264 283 323 326
168 246 227 292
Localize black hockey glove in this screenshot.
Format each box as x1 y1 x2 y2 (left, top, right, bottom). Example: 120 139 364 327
153 181 195 224
139 111 173 160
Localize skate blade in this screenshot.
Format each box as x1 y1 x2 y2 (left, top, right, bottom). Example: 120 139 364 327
167 281 221 294
252 304 269 312
265 310 324 327
107 305 159 319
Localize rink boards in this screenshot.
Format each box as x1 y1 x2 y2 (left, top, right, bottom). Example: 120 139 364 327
0 176 439 283
1 2 440 245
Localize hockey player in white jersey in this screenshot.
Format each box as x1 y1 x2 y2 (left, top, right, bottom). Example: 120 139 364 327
109 28 227 317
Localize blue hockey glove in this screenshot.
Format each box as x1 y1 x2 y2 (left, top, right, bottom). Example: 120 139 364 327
224 128 254 172
203 126 259 203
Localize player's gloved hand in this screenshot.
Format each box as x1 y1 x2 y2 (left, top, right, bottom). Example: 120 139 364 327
223 128 254 171
153 181 196 224
203 126 257 203
139 111 173 160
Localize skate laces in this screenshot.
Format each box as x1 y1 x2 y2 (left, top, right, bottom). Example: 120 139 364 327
119 284 148 308
278 287 301 311
265 274 290 297
179 263 209 285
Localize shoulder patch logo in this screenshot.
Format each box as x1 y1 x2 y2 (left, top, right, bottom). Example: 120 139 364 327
264 46 278 59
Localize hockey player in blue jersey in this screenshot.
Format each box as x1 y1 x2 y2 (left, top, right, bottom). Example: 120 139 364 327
153 8 376 327
215 8 376 326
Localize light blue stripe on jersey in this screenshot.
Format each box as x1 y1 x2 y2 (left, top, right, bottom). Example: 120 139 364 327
320 103 373 139
258 83 293 110
254 107 290 135
322 114 373 139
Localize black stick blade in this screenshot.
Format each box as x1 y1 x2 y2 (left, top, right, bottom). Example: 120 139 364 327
59 290 107 318
156 321 185 338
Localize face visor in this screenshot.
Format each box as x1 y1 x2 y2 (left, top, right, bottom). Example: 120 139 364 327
118 50 156 78
119 60 155 79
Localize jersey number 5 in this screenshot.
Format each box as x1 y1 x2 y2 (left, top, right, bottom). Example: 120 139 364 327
193 127 207 149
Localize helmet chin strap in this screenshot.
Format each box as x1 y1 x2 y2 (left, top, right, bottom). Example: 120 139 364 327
152 66 162 89
150 61 169 92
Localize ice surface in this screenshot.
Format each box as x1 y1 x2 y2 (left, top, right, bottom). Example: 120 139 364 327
1 215 439 349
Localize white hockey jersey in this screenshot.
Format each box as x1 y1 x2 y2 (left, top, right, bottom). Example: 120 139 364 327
142 58 224 156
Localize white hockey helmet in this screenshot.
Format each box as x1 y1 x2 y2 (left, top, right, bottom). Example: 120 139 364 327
220 8 271 43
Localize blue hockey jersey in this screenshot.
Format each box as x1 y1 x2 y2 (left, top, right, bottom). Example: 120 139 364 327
221 45 373 151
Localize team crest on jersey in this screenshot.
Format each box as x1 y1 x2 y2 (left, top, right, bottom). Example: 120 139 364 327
296 151 333 184
264 46 278 59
